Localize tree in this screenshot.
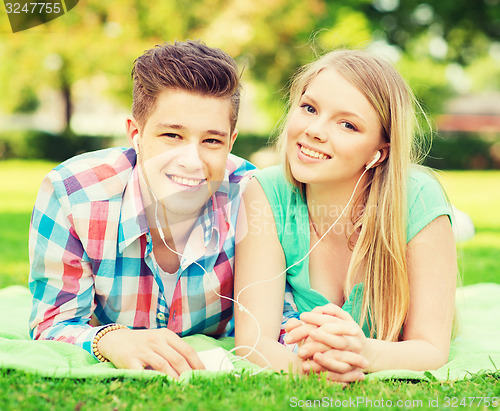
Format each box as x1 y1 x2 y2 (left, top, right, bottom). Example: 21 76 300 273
1 0 498 135
362 0 500 65
0 0 226 132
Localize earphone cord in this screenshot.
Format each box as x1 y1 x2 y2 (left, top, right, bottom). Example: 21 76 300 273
136 159 274 373
230 167 369 366
137 153 369 372
236 166 370 302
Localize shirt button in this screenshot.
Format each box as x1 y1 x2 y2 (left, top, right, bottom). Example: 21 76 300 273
157 312 166 321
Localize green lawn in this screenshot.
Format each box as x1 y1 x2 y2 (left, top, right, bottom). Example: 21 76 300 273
0 160 57 288
1 161 498 288
0 160 499 410
437 170 500 286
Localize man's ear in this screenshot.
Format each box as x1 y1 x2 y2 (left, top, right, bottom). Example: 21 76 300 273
125 117 140 147
228 128 238 153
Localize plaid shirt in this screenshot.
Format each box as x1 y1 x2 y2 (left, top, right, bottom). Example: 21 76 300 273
29 147 255 358
279 283 300 352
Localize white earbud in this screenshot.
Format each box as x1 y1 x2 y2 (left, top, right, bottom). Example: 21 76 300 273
133 135 140 154
365 150 381 170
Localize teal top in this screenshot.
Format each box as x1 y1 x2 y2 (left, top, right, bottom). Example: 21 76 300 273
254 165 452 336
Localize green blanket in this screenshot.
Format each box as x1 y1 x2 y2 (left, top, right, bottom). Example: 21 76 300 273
1 284 498 382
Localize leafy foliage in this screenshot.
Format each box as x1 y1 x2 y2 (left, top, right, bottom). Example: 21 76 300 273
1 0 500 135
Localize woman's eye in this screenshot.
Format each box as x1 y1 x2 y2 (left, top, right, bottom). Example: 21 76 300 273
300 104 316 114
340 121 357 131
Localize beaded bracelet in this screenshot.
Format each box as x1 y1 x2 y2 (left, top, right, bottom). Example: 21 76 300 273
92 324 128 362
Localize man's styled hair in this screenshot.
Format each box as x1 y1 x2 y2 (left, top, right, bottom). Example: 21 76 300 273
132 40 241 132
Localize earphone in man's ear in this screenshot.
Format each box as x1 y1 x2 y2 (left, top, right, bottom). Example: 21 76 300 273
133 135 140 154
365 150 382 170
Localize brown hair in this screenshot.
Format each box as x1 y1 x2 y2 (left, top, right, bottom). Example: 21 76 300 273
132 40 241 132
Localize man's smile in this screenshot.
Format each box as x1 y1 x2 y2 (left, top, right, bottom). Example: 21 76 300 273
167 174 205 188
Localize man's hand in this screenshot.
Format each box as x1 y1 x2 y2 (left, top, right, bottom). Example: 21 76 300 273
97 328 205 378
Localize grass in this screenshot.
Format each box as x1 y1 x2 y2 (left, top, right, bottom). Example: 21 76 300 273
1 161 498 288
1 370 499 411
437 170 500 286
0 160 57 288
0 160 499 410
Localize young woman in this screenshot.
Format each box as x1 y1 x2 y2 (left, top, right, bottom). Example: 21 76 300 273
234 49 457 383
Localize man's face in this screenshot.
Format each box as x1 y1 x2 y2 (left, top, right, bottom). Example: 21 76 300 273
128 89 237 219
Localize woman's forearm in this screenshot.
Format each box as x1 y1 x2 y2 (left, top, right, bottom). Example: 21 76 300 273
363 338 449 372
235 335 302 373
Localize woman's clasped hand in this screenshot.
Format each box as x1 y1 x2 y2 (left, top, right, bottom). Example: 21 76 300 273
285 304 368 382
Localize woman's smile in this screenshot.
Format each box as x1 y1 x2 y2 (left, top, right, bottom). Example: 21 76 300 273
297 143 332 162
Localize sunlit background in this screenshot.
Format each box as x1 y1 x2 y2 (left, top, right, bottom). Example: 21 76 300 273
0 5 498 403
0 0 499 168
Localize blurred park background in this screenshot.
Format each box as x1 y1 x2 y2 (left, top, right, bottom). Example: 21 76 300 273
0 0 500 166
0 0 499 288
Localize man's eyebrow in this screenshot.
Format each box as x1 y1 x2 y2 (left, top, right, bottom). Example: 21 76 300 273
155 123 185 131
155 123 228 138
206 129 229 138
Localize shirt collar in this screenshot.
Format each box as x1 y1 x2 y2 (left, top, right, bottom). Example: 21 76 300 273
179 168 235 268
117 164 232 260
118 166 149 253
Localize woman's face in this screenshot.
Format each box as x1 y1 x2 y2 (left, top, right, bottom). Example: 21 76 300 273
286 68 385 188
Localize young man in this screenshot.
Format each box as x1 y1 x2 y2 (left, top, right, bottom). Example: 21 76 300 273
29 40 255 378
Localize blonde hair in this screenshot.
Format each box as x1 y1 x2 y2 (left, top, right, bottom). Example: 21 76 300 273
277 49 424 341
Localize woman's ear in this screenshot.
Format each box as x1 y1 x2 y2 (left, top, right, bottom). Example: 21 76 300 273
378 143 390 165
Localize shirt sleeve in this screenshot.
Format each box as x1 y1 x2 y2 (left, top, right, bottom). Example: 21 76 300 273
278 283 300 353
407 168 453 243
226 154 256 191
252 165 289 241
28 170 107 358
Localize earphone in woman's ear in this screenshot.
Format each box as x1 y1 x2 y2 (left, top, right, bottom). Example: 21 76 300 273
133 135 140 154
365 150 382 170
